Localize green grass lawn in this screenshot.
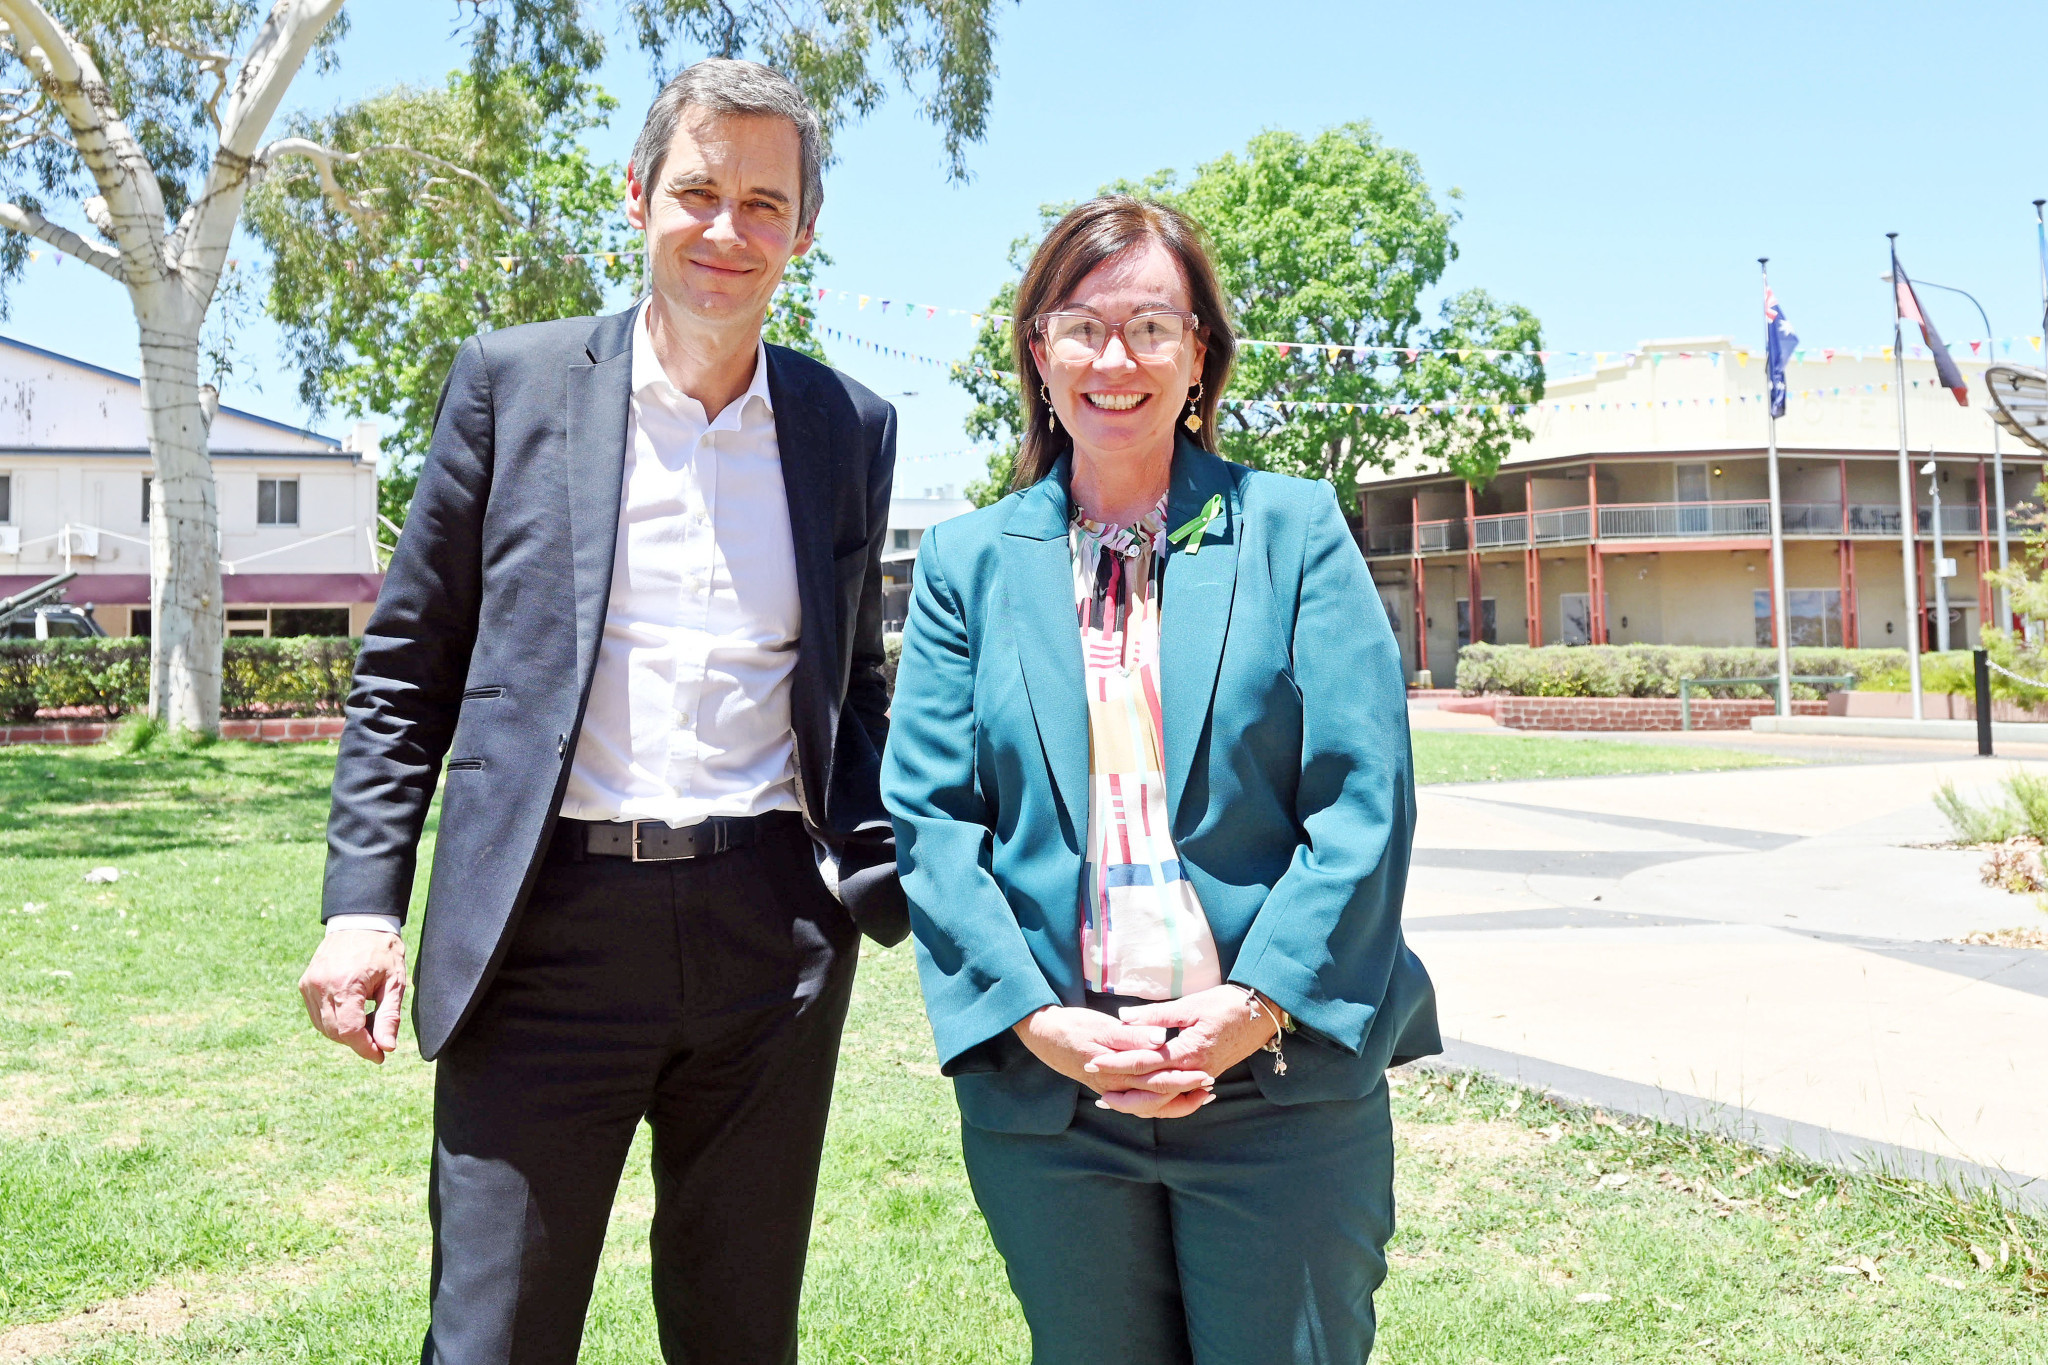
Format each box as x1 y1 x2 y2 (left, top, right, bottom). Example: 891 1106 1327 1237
1412 731 1794 786
2 738 2040 1362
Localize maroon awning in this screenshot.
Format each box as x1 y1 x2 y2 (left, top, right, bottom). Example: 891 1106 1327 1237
0 572 385 606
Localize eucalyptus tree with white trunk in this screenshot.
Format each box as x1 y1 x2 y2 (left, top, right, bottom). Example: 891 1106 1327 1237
0 0 1007 733
0 0 345 730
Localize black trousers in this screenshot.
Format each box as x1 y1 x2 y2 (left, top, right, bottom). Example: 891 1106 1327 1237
422 812 859 1365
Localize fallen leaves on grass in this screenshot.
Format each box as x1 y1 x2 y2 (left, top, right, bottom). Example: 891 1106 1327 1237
1573 1292 1612 1304
1824 1255 1885 1284
82 866 121 884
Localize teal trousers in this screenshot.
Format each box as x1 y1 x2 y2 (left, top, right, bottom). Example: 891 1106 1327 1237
960 1060 1395 1365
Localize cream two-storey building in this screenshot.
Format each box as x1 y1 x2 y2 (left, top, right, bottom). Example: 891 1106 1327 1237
1359 339 2041 681
0 336 382 636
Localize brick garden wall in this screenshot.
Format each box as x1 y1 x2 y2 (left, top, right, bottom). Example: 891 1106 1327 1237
1436 695 1827 732
0 717 346 747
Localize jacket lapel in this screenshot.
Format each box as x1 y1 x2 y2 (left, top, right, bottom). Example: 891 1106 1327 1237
1160 441 1240 824
764 348 840 812
564 308 638 680
1001 460 1089 832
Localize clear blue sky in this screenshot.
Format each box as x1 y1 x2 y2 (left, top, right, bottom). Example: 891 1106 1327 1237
8 0 2044 496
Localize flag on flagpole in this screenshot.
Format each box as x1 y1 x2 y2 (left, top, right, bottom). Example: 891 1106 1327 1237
1889 246 1969 405
1764 285 1798 418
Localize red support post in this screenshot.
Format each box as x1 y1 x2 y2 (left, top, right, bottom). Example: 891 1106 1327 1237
1526 547 1542 646
1840 538 1858 647
1587 461 1604 642
1839 458 1856 646
1411 494 1428 680
1464 482 1484 647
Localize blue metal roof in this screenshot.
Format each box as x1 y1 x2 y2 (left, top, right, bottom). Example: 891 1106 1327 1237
0 334 343 449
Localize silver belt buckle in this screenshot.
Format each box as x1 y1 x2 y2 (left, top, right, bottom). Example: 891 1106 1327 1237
629 819 726 861
630 820 669 862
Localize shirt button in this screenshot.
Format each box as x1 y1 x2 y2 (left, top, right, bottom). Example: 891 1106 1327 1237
675 708 692 728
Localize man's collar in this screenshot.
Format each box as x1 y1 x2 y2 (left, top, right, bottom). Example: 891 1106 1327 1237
630 297 775 419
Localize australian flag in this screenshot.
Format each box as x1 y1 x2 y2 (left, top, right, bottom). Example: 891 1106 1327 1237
1764 286 1797 418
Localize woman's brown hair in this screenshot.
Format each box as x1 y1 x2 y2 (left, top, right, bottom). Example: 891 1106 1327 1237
1009 195 1236 493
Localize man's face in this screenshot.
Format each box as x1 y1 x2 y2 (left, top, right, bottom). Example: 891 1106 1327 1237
626 107 812 331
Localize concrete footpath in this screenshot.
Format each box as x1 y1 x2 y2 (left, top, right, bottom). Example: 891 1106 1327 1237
1403 728 2048 1209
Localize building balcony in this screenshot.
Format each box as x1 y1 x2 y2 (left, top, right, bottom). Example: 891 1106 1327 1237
1362 499 2036 559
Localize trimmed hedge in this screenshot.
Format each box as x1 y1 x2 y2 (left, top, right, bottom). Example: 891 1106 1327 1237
1454 644 1907 701
0 637 360 721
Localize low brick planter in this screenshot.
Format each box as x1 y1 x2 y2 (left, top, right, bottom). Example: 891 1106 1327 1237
0 717 345 746
1437 695 1827 732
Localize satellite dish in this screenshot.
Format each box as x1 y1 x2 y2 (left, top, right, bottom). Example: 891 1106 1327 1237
1986 364 2048 454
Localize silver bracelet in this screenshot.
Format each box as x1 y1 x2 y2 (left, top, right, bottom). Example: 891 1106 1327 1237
1232 985 1290 1076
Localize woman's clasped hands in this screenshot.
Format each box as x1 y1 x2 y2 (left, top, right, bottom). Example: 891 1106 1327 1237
1012 985 1281 1119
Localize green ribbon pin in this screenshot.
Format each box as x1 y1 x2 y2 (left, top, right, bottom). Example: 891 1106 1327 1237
1167 494 1224 556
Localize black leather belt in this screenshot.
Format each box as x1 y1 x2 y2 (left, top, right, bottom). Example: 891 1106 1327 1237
559 814 767 862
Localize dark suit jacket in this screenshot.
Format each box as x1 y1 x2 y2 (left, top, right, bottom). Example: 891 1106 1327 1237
322 304 907 1060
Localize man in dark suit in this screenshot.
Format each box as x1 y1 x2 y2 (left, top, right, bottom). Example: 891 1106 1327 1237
296 58 905 1365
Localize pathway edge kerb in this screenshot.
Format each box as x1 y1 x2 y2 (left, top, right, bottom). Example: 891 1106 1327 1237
1415 1039 2048 1215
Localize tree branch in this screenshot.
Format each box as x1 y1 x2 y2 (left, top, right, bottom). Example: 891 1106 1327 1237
256 138 521 228
147 29 232 134
171 0 343 277
0 0 168 279
256 135 371 227
0 199 125 282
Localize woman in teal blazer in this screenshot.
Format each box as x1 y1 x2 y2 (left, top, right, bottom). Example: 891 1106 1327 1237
883 196 1438 1364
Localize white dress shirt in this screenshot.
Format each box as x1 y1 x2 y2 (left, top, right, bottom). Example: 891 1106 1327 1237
329 304 801 936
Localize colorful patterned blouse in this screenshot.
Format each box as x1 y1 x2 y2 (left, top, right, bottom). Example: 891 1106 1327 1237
1071 497 1223 1001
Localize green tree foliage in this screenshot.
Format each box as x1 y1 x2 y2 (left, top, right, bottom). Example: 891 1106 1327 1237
611 0 1006 179
955 124 1544 511
763 245 831 363
248 74 635 532
0 0 1008 730
959 276 1019 507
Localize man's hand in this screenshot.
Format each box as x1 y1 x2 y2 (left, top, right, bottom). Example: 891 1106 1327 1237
1080 986 1279 1112
299 930 409 1063
1013 1005 1216 1119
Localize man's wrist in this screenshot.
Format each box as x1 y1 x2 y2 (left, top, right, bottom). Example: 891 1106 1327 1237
325 914 404 937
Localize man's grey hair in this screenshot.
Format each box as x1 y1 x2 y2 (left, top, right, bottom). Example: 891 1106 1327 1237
631 59 825 232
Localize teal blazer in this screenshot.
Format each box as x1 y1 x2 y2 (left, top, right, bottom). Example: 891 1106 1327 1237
882 441 1439 1134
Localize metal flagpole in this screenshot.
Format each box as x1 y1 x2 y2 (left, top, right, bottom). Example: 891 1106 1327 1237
1762 259 1792 716
1890 234 1925 720
1927 455 1950 652
1994 411 2009 633
2032 200 2047 647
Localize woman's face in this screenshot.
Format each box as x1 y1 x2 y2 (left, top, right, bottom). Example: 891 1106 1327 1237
1031 238 1207 468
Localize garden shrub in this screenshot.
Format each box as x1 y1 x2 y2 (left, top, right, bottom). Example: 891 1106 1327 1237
0 637 361 720
1454 644 1905 700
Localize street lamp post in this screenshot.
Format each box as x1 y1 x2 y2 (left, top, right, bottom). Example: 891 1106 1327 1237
1925 458 1950 652
1881 272 2006 633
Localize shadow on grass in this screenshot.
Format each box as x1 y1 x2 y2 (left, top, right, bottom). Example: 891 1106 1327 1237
0 740 342 860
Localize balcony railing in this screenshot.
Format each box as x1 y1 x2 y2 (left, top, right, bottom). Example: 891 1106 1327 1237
1363 524 1412 556
1781 502 1843 534
1365 499 2038 557
1533 507 1590 542
1471 511 1529 548
1598 500 1772 539
1413 518 1466 553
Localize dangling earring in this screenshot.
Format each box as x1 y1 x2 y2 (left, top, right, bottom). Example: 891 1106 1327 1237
1184 381 1205 434
1042 383 1057 433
